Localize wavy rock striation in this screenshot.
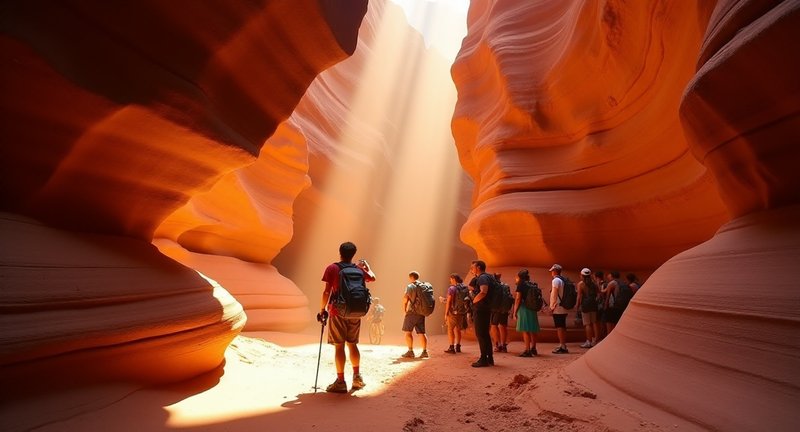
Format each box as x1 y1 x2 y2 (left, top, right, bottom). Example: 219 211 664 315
452 0 728 269
0 0 368 410
453 0 800 431
454 0 799 430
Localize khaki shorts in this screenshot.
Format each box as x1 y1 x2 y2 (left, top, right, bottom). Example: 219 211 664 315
581 311 597 324
446 314 467 330
328 314 361 344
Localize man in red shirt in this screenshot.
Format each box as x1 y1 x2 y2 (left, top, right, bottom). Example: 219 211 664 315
319 242 376 393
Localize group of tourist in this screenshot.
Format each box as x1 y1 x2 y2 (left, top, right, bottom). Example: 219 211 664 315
316 241 641 393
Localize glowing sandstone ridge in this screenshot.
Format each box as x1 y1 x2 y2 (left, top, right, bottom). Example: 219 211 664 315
0 0 367 406
452 0 799 430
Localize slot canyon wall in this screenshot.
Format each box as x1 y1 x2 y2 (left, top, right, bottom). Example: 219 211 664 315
0 0 368 415
451 0 799 430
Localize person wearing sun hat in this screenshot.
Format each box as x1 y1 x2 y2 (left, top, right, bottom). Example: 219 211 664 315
576 267 600 348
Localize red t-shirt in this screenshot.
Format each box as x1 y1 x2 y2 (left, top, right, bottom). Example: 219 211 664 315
322 262 375 316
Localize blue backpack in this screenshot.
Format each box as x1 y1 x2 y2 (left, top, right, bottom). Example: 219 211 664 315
330 262 371 318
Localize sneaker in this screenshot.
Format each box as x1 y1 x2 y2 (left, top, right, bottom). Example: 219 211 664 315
471 359 490 368
531 348 538 356
419 350 429 358
519 350 532 357
444 346 456 354
455 344 462 353
326 379 348 393
502 344 508 353
351 374 365 390
580 341 592 349
552 346 569 354
401 350 415 358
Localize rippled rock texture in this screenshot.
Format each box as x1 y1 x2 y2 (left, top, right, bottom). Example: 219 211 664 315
451 0 799 430
0 0 367 407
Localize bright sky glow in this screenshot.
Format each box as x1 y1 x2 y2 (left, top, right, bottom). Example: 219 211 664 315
388 0 470 62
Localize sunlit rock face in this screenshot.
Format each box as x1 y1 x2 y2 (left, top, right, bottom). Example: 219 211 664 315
453 0 800 429
452 0 728 270
154 1 382 332
0 212 245 392
569 1 800 430
0 0 367 397
270 0 474 333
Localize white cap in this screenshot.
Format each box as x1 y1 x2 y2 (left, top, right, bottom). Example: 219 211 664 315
581 268 591 276
548 264 562 272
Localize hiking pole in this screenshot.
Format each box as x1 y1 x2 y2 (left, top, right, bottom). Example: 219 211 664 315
313 312 327 393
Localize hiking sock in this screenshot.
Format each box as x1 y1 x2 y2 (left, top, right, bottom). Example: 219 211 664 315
455 344 461 353
353 366 360 375
337 372 345 382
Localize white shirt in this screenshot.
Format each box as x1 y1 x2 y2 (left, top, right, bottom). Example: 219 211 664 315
550 276 567 314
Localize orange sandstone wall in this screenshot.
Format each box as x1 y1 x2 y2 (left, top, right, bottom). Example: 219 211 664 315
0 0 368 408
450 0 800 430
569 1 800 431
452 0 728 271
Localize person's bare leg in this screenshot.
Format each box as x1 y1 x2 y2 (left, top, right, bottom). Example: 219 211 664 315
334 343 346 374
557 327 566 347
405 331 414 351
420 333 428 351
523 332 531 352
347 342 360 369
499 324 508 346
447 322 455 345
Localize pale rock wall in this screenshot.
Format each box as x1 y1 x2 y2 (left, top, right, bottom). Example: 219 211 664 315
450 0 800 430
0 0 368 404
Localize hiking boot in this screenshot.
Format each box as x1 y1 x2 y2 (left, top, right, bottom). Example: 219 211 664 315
326 379 348 393
552 346 569 354
419 350 429 358
455 344 461 353
351 374 365 390
580 341 592 349
471 359 490 368
444 346 456 354
401 350 415 358
531 348 538 356
519 350 532 357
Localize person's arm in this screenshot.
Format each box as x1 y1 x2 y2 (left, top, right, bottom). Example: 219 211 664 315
357 259 376 282
321 281 332 312
605 281 617 308
402 286 410 313
444 289 454 319
576 281 584 308
513 291 522 319
473 282 489 304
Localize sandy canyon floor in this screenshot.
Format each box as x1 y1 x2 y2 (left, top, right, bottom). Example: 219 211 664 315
29 331 672 431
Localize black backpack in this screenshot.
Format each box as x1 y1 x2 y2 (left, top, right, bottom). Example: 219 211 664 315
487 274 506 313
412 281 436 316
613 279 633 312
497 283 514 314
330 262 371 318
523 281 544 311
556 275 577 310
451 283 472 315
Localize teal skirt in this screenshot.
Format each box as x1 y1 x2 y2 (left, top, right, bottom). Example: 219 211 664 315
516 306 540 333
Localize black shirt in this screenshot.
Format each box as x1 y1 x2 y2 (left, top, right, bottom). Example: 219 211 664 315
472 273 493 311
